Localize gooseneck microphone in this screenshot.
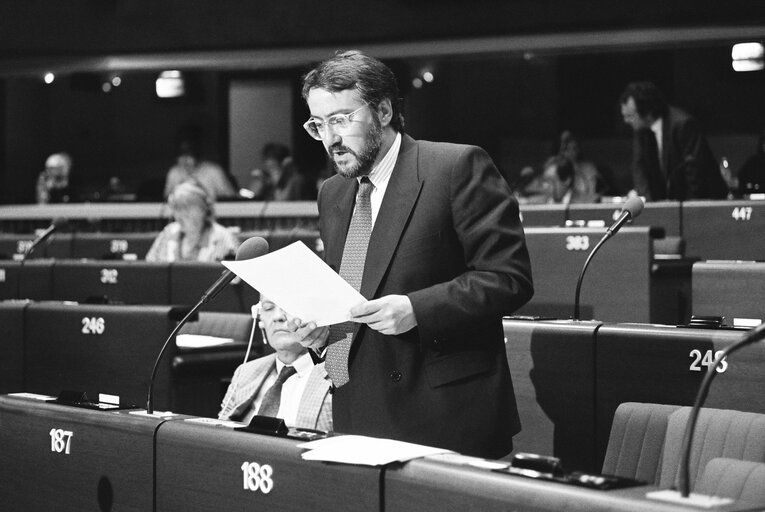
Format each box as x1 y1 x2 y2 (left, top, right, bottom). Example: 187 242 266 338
16 217 68 300
23 217 68 260
573 197 644 320
677 320 765 497
146 236 269 414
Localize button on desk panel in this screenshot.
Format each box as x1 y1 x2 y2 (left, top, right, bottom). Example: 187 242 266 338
0 395 163 512
155 420 381 511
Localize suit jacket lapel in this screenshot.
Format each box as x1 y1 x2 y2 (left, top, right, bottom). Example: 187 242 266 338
230 357 275 419
361 134 423 299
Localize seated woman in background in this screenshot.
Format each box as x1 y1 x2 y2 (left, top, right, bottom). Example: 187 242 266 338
146 180 240 262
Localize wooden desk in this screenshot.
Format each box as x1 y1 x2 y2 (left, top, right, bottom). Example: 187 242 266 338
0 394 163 512
503 318 600 472
155 419 381 511
566 201 681 237
682 199 765 260
0 260 54 300
595 323 757 467
518 227 654 323
0 302 26 394
23 303 181 410
385 455 757 511
692 260 765 324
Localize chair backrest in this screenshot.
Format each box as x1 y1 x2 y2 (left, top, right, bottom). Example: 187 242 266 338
658 407 765 491
601 402 682 484
696 457 765 503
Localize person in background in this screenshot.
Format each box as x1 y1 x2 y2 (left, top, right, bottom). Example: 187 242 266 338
261 143 310 201
245 167 273 201
293 50 533 459
219 297 333 432
146 180 240 262
164 139 237 201
540 156 577 204
558 130 605 202
738 128 765 196
36 152 74 204
620 81 727 201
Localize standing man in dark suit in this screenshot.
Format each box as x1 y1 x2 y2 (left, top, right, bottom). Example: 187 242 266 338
620 81 727 201
292 50 533 458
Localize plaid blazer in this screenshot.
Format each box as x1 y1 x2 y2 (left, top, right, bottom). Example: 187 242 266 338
218 353 333 432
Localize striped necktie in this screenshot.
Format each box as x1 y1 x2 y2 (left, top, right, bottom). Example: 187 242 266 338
325 177 373 387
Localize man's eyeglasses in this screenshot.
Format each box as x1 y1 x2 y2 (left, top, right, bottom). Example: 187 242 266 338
303 103 369 140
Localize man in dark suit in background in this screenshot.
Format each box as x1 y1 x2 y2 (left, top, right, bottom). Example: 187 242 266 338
620 81 727 201
292 50 533 459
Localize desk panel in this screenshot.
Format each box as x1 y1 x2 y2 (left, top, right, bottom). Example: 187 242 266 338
519 203 568 227
155 420 381 511
595 323 757 469
24 303 179 409
0 260 54 300
52 260 170 304
384 455 752 512
170 261 259 313
692 261 765 323
0 395 162 512
518 227 653 323
0 302 26 394
504 318 599 472
567 201 681 237
682 200 765 260
70 232 158 259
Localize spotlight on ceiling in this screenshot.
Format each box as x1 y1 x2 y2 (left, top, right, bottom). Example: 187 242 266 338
156 70 185 98
732 42 764 72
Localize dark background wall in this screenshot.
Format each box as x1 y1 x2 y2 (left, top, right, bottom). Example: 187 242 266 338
0 1 764 203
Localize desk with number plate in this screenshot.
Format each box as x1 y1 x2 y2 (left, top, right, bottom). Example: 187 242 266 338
682 199 765 260
594 323 757 466
518 226 654 323
154 418 381 512
0 394 164 512
384 454 758 512
566 201 681 237
691 260 765 324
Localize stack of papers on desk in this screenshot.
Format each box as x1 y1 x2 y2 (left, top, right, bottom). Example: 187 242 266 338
297 435 452 466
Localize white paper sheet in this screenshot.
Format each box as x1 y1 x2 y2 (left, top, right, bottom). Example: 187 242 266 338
297 435 453 465
222 241 365 326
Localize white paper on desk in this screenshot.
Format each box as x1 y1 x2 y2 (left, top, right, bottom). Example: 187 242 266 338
297 435 452 466
221 241 365 326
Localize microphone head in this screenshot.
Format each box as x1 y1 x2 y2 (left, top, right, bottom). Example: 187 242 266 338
52 217 69 230
236 236 269 260
622 196 645 219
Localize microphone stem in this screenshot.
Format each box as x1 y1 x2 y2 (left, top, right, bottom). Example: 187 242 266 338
573 231 612 320
678 321 765 496
146 301 203 414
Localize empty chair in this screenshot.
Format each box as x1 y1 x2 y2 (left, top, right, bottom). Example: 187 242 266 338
659 406 765 492
696 457 765 503
601 402 682 484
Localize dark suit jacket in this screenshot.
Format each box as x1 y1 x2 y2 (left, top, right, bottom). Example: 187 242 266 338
632 106 727 201
318 134 533 458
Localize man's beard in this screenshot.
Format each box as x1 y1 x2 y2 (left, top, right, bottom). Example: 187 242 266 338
329 119 383 178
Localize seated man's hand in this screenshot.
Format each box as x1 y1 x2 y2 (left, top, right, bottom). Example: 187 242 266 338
350 295 417 335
